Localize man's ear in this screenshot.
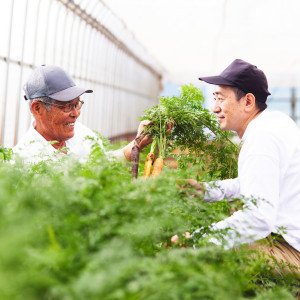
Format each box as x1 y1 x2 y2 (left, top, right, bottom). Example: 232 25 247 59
31 101 43 118
244 93 256 112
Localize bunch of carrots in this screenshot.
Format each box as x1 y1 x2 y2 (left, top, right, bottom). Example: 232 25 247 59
131 138 165 179
131 109 169 179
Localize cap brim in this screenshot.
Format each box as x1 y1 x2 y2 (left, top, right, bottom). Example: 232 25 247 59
49 86 93 101
199 75 236 87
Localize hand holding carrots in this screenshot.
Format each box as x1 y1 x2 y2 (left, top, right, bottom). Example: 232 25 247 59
123 120 152 163
136 120 153 150
131 117 173 179
137 117 174 150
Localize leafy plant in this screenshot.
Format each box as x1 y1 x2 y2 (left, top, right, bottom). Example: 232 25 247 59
0 143 298 299
140 84 240 180
0 146 13 161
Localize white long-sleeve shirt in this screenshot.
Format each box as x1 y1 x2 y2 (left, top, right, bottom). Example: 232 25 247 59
13 121 124 164
204 110 300 251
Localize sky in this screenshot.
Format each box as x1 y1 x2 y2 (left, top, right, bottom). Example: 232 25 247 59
102 0 300 88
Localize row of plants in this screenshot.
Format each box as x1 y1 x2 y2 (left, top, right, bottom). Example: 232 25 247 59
0 85 299 299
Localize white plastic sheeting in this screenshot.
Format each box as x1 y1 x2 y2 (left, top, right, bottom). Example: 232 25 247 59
103 0 300 88
0 0 162 148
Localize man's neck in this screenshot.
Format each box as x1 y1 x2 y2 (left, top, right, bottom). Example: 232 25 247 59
238 109 262 138
33 121 67 151
51 140 67 150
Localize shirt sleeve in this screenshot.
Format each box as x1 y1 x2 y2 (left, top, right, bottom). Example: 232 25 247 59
210 133 280 248
106 148 126 161
204 178 240 202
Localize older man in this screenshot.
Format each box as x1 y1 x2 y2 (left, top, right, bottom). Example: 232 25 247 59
14 65 150 163
190 59 300 274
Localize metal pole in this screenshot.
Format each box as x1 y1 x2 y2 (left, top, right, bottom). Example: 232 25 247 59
60 6 69 67
13 0 29 146
94 33 105 133
70 15 81 74
0 0 14 146
86 28 99 131
67 9 76 72
73 18 83 77
84 26 95 128
291 87 296 121
52 3 63 64
43 0 54 63
32 0 41 66
79 23 88 95
26 0 42 130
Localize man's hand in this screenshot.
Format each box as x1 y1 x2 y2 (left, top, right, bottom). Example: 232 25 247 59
136 120 153 150
177 179 205 197
123 118 173 161
123 120 152 161
167 117 175 134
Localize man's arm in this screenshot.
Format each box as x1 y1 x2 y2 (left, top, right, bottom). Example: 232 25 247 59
206 143 280 248
204 178 240 202
181 178 240 202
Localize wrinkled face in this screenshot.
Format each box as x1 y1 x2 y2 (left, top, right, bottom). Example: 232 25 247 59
213 86 245 136
36 98 81 142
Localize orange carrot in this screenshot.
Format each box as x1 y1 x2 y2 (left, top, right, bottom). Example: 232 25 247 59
143 153 155 178
151 157 164 177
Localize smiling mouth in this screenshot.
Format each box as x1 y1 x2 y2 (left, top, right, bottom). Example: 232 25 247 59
65 123 75 127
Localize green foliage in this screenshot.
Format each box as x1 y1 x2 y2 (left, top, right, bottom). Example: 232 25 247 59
0 85 297 299
0 146 13 161
140 84 240 179
0 146 299 299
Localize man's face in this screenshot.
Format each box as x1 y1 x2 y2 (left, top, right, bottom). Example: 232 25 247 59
36 98 81 142
213 85 245 137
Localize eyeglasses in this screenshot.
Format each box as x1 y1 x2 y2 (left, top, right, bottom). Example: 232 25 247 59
46 100 84 113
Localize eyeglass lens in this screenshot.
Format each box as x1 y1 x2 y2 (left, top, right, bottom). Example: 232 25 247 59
64 101 84 112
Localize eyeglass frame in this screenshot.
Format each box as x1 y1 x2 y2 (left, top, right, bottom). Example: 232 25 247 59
40 99 84 113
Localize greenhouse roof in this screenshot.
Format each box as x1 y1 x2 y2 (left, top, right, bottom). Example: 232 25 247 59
102 0 300 88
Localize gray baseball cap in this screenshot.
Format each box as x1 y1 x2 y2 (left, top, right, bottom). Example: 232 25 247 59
23 65 93 101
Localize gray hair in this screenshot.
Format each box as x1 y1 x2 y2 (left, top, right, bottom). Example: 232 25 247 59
28 96 55 113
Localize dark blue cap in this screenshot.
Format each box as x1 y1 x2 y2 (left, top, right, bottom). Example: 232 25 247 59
199 59 271 102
